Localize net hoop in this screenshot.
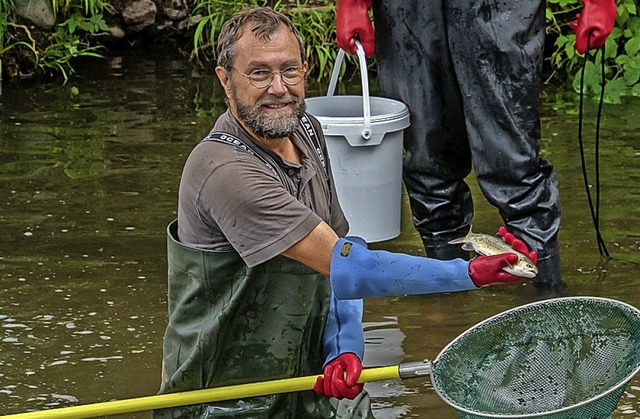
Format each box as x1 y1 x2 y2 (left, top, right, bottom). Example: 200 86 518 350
430 296 640 418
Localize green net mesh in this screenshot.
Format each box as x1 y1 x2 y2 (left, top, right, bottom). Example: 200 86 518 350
432 297 640 418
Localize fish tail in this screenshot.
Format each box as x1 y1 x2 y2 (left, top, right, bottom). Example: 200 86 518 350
447 225 473 245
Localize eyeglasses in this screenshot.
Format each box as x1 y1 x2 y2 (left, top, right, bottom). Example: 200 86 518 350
231 67 306 89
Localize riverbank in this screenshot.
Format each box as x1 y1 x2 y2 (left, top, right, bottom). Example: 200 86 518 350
2 0 187 81
1 0 330 83
3 0 640 103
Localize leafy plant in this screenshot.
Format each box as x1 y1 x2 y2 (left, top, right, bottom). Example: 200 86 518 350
60 11 109 34
50 0 114 18
0 1 17 64
38 27 104 82
0 0 15 15
0 10 8 47
191 0 264 62
189 0 357 81
547 0 640 103
287 1 340 80
1 0 108 82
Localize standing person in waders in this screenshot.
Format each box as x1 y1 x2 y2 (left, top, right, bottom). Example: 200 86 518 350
155 7 537 418
334 0 617 289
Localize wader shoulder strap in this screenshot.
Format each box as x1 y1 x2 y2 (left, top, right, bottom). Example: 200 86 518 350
299 114 328 177
201 131 279 176
202 117 329 180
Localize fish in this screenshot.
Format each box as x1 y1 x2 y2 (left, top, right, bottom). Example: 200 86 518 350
448 227 538 278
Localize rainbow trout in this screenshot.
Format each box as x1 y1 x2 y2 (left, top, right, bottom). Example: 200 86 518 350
448 227 538 278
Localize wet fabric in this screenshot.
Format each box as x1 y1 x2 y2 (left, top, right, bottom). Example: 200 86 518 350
371 0 561 283
177 111 348 267
155 221 373 418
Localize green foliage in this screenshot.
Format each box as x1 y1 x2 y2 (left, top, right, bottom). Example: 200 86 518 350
190 0 358 81
547 0 640 103
191 0 264 62
50 0 113 18
38 27 104 82
1 0 108 82
1 0 640 101
60 11 109 34
286 1 343 80
0 0 15 46
0 11 7 42
0 0 15 15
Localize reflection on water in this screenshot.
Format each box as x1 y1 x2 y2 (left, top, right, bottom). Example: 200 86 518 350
1 48 639 418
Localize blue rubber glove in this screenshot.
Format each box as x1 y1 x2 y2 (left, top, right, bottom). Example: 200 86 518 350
322 291 364 363
330 237 476 300
314 353 364 399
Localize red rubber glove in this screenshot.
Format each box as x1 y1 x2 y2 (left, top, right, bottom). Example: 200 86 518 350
336 0 375 57
469 253 522 287
497 226 538 265
469 227 538 287
571 0 617 54
313 353 364 399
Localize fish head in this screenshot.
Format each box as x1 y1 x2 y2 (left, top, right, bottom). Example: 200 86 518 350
504 258 539 278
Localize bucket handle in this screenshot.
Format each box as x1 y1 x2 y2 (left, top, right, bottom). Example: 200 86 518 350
326 41 372 140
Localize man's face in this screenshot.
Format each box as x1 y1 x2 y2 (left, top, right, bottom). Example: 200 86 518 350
217 25 308 140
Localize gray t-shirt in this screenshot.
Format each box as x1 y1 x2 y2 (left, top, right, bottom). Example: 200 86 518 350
177 110 349 267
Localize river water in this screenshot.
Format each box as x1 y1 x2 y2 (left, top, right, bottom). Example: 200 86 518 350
1 48 639 418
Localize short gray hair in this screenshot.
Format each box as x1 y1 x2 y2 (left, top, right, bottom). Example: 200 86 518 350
216 7 306 70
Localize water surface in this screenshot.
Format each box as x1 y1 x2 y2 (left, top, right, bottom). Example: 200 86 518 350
1 48 639 418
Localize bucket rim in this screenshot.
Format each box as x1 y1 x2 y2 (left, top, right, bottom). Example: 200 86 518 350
305 95 410 125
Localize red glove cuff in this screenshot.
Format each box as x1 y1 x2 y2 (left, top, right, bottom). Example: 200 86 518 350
571 0 617 54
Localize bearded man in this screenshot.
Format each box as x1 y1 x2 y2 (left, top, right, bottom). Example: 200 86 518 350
156 7 535 418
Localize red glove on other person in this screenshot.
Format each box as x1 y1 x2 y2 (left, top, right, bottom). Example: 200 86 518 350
468 227 538 287
313 353 364 399
497 226 538 265
571 0 617 54
336 0 375 57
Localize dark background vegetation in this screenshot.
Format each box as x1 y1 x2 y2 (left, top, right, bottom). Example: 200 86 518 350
0 0 639 102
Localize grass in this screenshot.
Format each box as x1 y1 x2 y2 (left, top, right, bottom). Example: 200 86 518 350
0 0 639 100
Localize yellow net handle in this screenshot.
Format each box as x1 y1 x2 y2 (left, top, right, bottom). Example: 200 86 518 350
1 361 431 419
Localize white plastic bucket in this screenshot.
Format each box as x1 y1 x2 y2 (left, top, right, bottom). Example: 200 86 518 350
306 42 410 242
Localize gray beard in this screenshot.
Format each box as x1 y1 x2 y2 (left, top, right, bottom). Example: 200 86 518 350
232 88 306 139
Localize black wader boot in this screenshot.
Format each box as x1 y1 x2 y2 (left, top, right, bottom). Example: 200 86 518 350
532 252 564 297
422 235 471 261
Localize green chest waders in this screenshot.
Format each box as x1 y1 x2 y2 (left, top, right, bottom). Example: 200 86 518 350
155 221 373 419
